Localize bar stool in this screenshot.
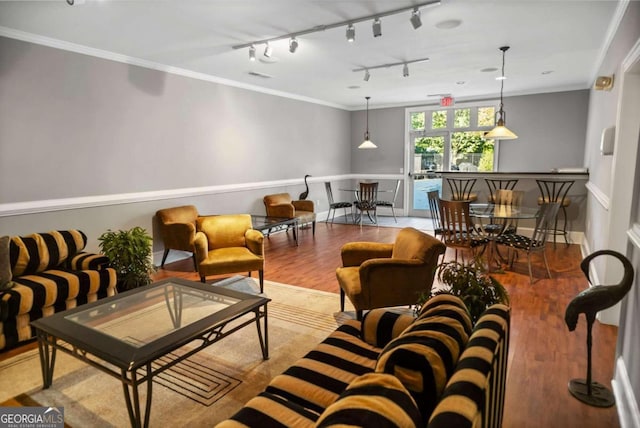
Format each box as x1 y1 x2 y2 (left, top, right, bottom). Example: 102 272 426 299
485 178 518 203
536 179 574 247
446 178 478 201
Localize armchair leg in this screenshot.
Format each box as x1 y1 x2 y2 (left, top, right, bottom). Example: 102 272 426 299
356 310 363 321
200 276 206 283
312 221 316 236
161 249 170 267
340 289 345 312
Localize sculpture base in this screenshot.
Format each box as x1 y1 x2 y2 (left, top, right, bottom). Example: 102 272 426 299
568 379 615 407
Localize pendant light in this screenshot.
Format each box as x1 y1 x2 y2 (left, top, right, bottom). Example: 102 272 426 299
485 46 518 140
359 96 377 149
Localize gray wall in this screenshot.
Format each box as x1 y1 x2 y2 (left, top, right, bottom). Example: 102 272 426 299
349 90 589 174
582 2 640 423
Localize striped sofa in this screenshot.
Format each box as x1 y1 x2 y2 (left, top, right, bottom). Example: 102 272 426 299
0 230 117 351
217 294 511 428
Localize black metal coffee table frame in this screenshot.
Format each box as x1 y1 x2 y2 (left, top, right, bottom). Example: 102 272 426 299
31 277 270 428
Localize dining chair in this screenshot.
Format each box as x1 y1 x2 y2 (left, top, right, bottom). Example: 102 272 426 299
485 179 518 203
446 178 478 201
324 182 353 224
375 179 401 223
536 179 574 247
439 199 488 264
427 190 443 238
495 202 560 284
354 182 379 227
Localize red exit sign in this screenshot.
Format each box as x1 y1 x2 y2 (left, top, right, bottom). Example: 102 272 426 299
440 96 454 107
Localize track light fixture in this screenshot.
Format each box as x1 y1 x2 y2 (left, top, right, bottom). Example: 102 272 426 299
346 24 355 42
233 0 441 60
289 37 299 53
249 44 256 61
263 43 272 58
353 57 429 78
364 69 370 82
410 9 422 29
372 18 382 37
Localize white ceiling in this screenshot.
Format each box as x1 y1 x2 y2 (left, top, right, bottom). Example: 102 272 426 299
0 0 623 110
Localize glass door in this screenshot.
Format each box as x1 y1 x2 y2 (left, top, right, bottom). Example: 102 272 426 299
408 132 446 217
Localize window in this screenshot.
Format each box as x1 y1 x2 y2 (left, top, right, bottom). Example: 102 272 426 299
409 103 498 172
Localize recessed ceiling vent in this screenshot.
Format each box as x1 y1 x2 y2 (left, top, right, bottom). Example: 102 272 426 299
248 71 273 79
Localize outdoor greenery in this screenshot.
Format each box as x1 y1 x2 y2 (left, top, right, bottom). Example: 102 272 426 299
98 226 156 291
416 260 510 324
411 107 496 171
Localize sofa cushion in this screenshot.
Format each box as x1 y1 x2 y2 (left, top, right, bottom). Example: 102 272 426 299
361 309 414 348
265 320 380 414
315 372 422 428
10 230 87 276
375 295 472 424
0 236 14 291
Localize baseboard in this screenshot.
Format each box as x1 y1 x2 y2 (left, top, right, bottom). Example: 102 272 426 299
613 357 640 428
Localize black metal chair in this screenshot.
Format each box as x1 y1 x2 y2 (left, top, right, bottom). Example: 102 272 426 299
485 178 518 203
496 202 560 283
324 182 353 224
446 178 478 201
536 179 574 247
375 179 401 223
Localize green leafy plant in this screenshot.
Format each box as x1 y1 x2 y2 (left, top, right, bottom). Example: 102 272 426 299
98 226 156 291
417 260 509 324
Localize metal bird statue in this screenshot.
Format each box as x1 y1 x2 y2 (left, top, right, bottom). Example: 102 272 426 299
298 174 311 200
565 249 634 407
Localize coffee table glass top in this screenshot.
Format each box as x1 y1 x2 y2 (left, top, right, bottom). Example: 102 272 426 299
65 282 241 348
31 277 270 369
251 215 296 229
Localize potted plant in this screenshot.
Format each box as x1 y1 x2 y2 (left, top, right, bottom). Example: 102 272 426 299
98 226 156 291
417 260 509 324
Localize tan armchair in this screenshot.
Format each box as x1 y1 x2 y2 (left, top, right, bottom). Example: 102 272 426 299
263 193 316 235
336 227 446 320
193 214 265 291
156 205 200 270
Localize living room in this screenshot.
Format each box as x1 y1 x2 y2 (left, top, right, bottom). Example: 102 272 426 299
0 1 639 426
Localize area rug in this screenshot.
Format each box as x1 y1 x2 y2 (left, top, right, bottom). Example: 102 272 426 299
0 279 356 427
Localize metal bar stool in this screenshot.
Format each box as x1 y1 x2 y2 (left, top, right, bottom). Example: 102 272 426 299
536 179 574 247
485 178 518 203
446 178 478 201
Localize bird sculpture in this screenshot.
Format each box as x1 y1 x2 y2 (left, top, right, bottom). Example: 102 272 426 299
565 249 634 407
298 174 311 200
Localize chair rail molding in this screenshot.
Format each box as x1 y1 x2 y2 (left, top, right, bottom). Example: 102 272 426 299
0 174 402 217
585 180 610 210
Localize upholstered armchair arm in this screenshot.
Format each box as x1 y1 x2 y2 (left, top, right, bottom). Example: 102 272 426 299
267 203 295 218
293 200 314 212
340 242 394 267
161 222 196 249
245 229 264 256
193 232 209 265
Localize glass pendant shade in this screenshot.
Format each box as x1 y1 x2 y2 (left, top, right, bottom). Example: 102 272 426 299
359 96 377 149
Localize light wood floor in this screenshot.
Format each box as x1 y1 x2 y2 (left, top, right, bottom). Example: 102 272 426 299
3 220 620 427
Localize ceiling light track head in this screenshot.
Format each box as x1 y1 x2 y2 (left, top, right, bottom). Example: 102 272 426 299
346 24 355 42
410 9 422 29
372 18 382 37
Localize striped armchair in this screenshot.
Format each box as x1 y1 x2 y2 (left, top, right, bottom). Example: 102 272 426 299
216 295 511 428
0 230 117 351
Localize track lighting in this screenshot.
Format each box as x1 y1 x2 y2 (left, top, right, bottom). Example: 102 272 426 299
364 70 370 82
410 9 422 29
346 24 355 42
289 37 299 53
353 57 429 78
249 45 256 61
403 63 409 77
263 43 272 58
372 18 382 37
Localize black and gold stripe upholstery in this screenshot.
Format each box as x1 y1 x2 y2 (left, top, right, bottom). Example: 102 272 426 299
0 230 117 351
316 372 422 427
361 308 415 348
427 304 511 428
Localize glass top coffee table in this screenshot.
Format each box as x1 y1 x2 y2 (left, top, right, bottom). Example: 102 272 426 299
31 276 270 428
251 215 299 245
